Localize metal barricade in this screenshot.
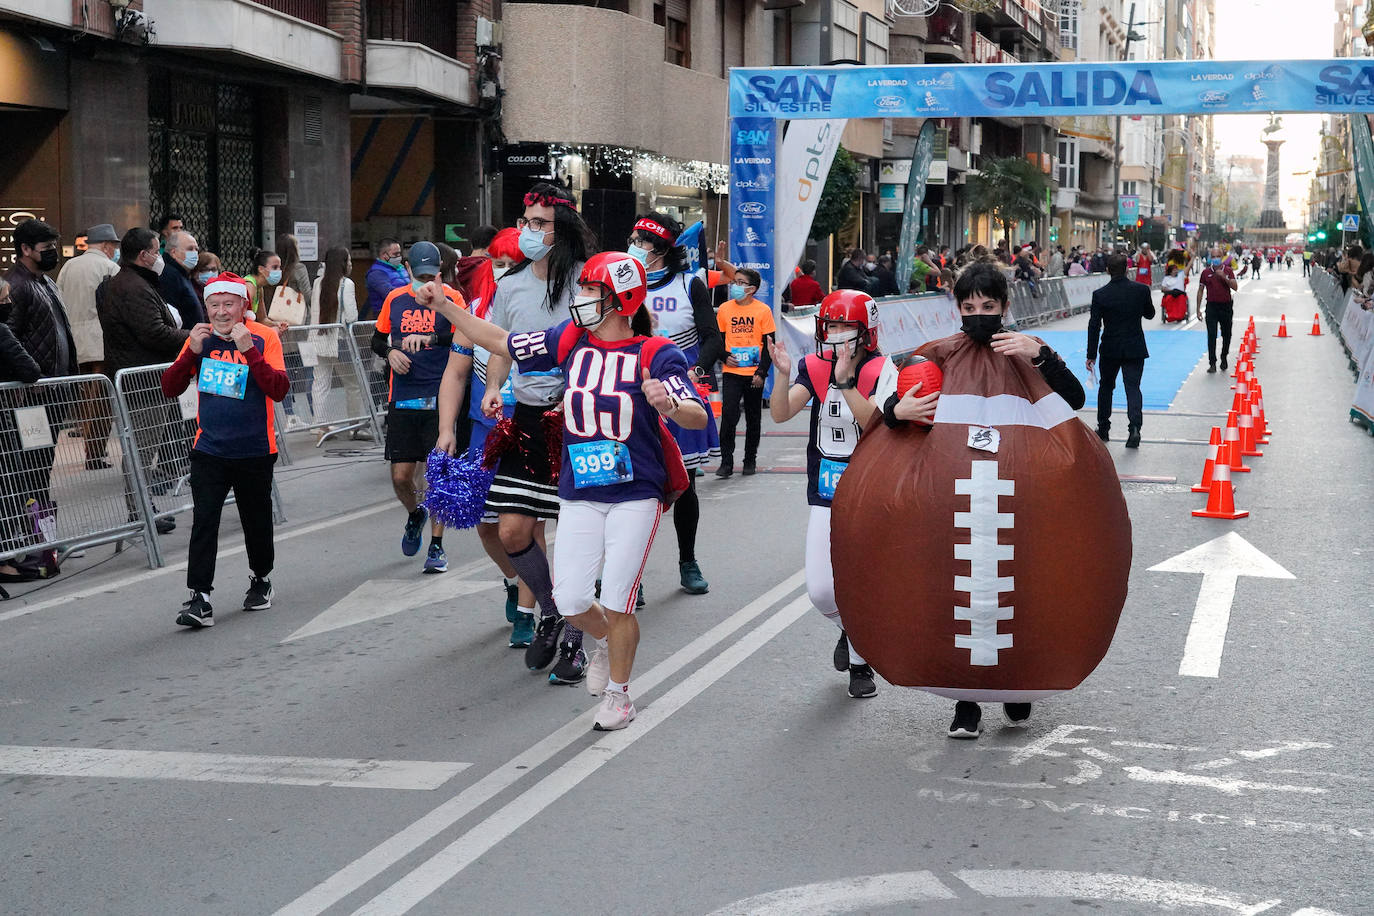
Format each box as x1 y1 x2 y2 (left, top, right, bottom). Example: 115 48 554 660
274 323 383 446
344 320 391 423
0 374 157 569
114 364 286 567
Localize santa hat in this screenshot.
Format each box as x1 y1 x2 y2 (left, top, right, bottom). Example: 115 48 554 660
202 271 250 302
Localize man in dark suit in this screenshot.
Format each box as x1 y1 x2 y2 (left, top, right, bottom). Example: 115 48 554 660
1086 254 1155 448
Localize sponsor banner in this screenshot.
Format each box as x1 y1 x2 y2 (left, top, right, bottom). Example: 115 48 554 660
728 60 1374 119
1117 195 1139 227
773 118 846 299
896 120 938 291
729 117 777 306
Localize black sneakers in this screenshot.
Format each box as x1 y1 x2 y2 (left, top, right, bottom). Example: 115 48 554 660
1125 426 1141 449
176 592 214 628
714 462 733 479
833 631 851 672
1220 355 1229 371
1096 427 1109 442
848 664 877 698
548 635 587 686
741 461 757 476
525 614 564 670
1003 702 1033 726
948 700 982 739
243 576 273 611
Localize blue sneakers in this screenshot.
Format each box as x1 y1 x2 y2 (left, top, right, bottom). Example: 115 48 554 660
503 580 520 623
509 612 535 648
401 507 427 557
423 543 448 574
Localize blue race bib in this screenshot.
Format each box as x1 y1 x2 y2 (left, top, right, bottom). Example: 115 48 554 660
499 377 516 407
197 360 249 400
817 457 846 501
731 346 761 367
568 440 633 488
395 396 438 410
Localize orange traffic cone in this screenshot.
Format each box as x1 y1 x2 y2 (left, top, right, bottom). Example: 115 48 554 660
1230 374 1250 413
1253 383 1271 439
1192 460 1249 519
696 381 723 419
1224 411 1251 473
1274 315 1289 337
1309 313 1323 336
1238 394 1263 457
1192 426 1222 493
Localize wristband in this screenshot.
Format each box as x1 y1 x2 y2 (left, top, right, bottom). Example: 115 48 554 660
450 343 474 356
833 375 857 390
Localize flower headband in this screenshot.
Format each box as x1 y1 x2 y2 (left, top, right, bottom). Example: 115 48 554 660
632 218 673 243
524 190 575 209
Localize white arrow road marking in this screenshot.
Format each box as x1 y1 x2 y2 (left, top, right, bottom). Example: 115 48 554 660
0 746 468 790
1122 766 1326 797
704 873 959 915
283 577 501 642
1148 533 1295 678
956 870 1285 914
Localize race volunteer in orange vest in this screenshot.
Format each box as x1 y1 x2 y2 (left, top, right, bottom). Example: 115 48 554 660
369 241 470 574
714 268 775 478
160 272 289 629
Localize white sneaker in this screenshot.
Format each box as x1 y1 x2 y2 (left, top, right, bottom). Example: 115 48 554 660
585 643 610 696
593 690 636 731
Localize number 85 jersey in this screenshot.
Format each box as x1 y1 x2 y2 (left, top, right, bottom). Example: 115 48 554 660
509 320 704 504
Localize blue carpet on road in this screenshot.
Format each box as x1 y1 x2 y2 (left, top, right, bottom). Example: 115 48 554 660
1031 330 1204 411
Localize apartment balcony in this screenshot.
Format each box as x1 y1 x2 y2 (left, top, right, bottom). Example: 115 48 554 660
923 5 967 63
973 32 1018 64
501 3 725 165
145 0 343 81
0 0 73 28
366 41 472 105
985 0 1044 45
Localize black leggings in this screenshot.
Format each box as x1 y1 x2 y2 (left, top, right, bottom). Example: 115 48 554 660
719 373 762 465
673 474 699 563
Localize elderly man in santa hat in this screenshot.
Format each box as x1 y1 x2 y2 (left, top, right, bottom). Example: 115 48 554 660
160 272 289 629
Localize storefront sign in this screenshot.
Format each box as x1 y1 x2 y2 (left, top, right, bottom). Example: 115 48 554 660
263 193 288 206
0 208 43 272
1117 195 1139 227
880 183 905 213
879 159 911 184
294 222 318 261
496 144 553 177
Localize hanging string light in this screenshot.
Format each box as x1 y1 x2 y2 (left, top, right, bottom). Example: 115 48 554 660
549 144 729 194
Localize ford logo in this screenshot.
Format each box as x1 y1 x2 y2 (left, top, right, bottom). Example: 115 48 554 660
874 95 904 110
1198 90 1229 104
737 202 767 215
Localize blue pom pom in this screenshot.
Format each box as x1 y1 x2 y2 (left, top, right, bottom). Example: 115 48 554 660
423 448 495 529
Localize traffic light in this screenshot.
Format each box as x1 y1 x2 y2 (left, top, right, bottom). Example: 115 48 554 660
1136 218 1144 229
1317 230 1327 240
1308 234 1317 242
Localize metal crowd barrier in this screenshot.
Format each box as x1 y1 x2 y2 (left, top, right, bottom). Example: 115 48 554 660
0 374 156 569
1005 273 1105 328
274 323 383 446
344 319 391 422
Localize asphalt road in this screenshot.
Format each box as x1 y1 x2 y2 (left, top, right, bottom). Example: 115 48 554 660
0 266 1369 915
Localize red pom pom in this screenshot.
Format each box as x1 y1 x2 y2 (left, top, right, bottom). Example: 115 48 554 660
542 408 564 485
482 416 521 470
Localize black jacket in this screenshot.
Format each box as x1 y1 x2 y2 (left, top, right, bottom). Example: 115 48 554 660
835 261 873 293
159 259 206 329
871 266 901 297
4 262 77 378
0 319 41 383
1087 275 1155 361
98 264 189 374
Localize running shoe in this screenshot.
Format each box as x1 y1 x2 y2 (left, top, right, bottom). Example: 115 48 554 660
593 690 636 731
948 700 982 739
422 544 448 574
509 612 534 648
176 591 214 628
679 560 708 595
525 614 564 670
401 507 427 557
503 580 520 623
833 631 850 671
242 576 273 611
742 461 757 476
1003 702 1033 726
714 462 733 479
585 642 610 696
636 585 646 609
848 664 877 699
549 639 587 686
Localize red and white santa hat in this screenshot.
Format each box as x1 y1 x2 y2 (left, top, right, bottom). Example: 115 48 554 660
202 271 250 302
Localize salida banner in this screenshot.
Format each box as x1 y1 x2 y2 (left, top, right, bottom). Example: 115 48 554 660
728 59 1374 119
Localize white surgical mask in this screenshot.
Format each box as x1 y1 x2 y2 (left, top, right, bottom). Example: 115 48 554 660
492 266 510 281
821 328 861 360
151 254 165 276
569 294 607 329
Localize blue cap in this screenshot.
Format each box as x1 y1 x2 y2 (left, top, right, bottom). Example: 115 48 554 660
407 241 441 277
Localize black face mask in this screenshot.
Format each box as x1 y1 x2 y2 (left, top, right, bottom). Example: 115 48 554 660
36 248 59 272
961 314 1004 345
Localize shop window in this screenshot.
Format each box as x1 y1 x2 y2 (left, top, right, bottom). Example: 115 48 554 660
654 0 692 68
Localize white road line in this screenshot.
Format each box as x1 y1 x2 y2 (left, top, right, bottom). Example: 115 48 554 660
351 594 814 915
1122 766 1326 797
703 872 959 915
0 746 469 790
272 570 805 916
1112 740 1203 752
956 870 1284 915
283 577 501 642
0 501 395 624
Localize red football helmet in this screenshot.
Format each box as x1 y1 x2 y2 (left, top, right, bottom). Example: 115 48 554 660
579 252 647 315
815 289 880 358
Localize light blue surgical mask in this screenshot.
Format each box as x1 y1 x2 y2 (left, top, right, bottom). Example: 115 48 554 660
182 250 199 270
518 225 553 262
267 268 283 285
626 245 650 267
196 271 215 285
112 249 120 264
1209 258 1221 268
729 283 748 301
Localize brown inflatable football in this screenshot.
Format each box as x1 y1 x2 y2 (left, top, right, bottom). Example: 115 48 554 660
831 333 1131 700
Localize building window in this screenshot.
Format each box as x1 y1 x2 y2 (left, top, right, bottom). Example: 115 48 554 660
1121 180 1138 197
1057 136 1079 190
862 14 889 65
831 0 860 62
654 0 691 68
1059 0 1078 50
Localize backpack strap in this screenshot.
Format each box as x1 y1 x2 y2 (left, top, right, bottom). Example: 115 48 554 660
555 321 587 364
637 334 673 375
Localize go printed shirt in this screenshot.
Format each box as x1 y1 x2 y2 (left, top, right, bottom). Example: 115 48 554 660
795 351 895 507
375 285 462 406
509 320 704 503
717 297 776 376
163 320 289 458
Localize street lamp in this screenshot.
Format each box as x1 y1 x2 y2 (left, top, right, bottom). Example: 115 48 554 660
1112 4 1159 231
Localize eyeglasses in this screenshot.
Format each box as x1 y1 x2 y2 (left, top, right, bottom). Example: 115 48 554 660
516 216 554 233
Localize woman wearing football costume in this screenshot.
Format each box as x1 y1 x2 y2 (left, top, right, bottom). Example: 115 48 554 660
627 212 725 595
767 289 896 699
434 252 708 732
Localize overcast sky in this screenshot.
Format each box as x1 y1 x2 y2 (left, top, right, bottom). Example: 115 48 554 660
1209 0 1336 225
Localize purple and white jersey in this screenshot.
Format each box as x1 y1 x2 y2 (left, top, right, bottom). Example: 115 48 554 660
509 320 704 503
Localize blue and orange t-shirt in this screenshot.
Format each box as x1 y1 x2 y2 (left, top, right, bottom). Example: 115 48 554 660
162 320 289 458
376 284 464 405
